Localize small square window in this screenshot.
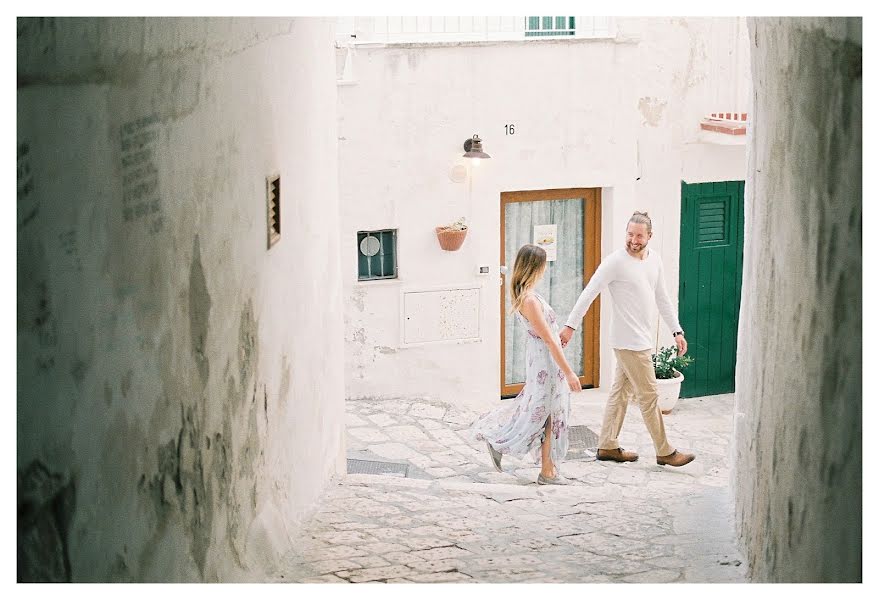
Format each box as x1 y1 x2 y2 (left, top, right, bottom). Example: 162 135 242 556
357 229 397 280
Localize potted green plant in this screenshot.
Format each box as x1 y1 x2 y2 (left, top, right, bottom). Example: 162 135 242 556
651 345 694 414
435 216 468 251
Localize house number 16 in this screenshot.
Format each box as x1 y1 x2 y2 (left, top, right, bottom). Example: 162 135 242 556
505 124 516 135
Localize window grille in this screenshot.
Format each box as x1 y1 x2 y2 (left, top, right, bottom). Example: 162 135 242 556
525 16 576 37
357 229 398 280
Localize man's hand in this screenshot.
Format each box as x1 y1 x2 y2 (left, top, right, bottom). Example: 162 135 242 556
675 334 688 357
559 326 575 348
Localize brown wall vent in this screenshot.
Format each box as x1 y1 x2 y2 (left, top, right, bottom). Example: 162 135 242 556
267 174 281 249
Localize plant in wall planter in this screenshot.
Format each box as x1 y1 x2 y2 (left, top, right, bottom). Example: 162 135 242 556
652 345 694 415
435 216 468 251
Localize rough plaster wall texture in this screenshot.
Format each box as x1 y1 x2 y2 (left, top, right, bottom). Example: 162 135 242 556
623 17 750 137
681 144 746 184
734 17 861 582
17 17 344 582
338 20 749 409
679 17 750 185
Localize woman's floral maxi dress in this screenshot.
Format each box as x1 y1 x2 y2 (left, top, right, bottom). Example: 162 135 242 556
471 292 571 467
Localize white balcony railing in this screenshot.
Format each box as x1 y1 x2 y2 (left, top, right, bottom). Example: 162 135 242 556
336 16 616 45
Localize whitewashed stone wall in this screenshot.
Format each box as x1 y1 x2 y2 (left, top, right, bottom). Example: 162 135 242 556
17 17 345 581
734 17 861 582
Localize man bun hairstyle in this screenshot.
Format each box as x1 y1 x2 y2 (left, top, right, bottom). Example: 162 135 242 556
628 210 653 234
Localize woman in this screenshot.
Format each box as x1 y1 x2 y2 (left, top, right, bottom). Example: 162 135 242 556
471 244 581 485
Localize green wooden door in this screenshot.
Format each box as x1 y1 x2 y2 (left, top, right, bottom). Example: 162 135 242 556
678 180 745 398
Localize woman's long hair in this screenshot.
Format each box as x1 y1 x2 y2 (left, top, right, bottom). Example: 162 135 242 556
510 244 547 314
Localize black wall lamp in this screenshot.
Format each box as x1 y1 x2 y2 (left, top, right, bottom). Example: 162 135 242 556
463 134 491 164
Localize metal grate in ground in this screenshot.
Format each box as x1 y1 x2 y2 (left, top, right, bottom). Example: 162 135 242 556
565 425 599 460
346 458 409 477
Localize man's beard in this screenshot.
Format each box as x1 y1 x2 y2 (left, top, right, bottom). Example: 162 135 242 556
627 241 648 253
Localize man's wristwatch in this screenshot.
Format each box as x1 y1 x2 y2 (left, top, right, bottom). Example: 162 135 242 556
672 331 684 338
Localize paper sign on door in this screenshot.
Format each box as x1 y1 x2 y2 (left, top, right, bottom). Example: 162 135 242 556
534 224 558 261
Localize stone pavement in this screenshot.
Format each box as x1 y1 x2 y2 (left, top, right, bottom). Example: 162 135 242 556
271 391 748 583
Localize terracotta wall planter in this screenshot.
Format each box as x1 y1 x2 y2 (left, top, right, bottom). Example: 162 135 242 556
435 227 468 251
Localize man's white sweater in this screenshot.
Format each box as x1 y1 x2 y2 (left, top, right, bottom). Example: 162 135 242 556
565 248 682 351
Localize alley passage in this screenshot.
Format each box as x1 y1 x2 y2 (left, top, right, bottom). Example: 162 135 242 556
273 393 747 583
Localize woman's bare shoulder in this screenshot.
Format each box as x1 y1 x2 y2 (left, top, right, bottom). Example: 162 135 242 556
519 293 542 314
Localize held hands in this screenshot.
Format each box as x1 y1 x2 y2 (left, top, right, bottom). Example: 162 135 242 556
565 370 581 393
559 326 575 348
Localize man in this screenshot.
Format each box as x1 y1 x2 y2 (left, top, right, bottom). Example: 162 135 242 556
560 211 695 467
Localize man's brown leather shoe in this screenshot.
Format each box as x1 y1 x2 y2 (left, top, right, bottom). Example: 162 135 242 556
656 450 695 467
596 447 639 462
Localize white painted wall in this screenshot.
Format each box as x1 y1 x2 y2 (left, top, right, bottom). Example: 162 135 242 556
338 17 751 412
336 16 616 43
17 17 344 581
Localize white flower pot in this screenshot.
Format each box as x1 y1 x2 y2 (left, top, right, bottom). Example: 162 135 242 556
656 370 684 414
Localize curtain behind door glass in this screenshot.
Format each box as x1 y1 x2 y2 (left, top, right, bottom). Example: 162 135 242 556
504 198 584 385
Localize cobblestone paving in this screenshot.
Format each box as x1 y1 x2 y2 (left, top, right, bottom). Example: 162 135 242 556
272 391 748 583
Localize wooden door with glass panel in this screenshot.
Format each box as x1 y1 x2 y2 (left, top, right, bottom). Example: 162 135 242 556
500 188 601 397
